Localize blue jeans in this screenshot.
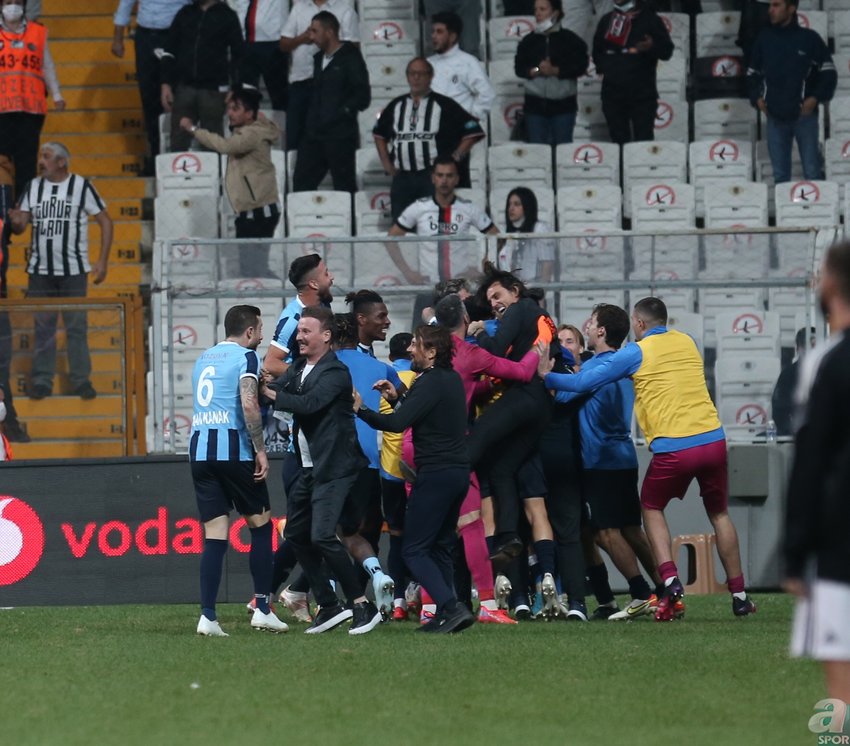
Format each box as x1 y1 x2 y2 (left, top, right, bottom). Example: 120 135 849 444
766 113 822 184
525 112 576 146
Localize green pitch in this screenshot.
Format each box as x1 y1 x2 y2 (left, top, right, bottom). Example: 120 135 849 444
0 594 823 745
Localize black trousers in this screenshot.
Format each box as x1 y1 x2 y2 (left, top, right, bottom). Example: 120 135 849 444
234 210 279 278
240 41 289 111
539 417 586 602
402 466 469 610
0 184 16 423
602 96 657 146
283 467 363 606
292 135 357 193
134 26 170 157
0 112 45 202
468 381 551 538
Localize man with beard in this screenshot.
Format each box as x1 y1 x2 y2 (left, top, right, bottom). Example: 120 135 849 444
191 305 288 636
263 253 334 378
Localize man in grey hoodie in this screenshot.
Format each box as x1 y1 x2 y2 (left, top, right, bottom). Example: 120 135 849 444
181 85 281 277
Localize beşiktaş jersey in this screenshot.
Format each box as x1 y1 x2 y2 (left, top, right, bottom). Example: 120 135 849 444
270 295 305 362
190 340 260 462
396 195 494 282
20 174 105 276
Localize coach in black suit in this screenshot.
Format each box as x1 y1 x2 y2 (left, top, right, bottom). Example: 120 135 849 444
292 11 370 194
265 305 371 633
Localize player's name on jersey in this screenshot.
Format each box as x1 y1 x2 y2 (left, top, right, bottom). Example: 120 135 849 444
192 410 231 427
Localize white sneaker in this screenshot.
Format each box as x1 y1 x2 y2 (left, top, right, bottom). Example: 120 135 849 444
541 572 558 619
371 571 395 614
197 615 229 637
495 574 512 610
608 597 653 621
280 586 313 623
251 608 289 633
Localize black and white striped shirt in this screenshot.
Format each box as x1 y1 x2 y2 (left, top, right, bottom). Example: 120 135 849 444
373 90 484 173
20 174 105 276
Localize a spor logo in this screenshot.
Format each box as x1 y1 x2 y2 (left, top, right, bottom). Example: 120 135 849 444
0 497 45 586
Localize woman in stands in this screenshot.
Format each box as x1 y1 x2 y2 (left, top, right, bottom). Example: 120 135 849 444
0 0 65 202
499 187 556 284
514 0 588 146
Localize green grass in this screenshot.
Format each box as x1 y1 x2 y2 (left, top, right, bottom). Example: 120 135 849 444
0 594 823 746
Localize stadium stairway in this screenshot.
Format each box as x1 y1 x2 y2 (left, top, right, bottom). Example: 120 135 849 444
5 0 151 458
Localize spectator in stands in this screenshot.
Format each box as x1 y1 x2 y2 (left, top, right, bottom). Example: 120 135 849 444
424 0 482 57
592 0 673 145
498 187 555 283
0 213 28 442
785 240 850 703
386 155 499 286
0 0 65 202
7 143 113 402
279 0 359 152
514 0 588 146
746 0 836 185
227 0 289 116
771 325 816 436
373 57 485 221
160 0 243 153
736 0 770 66
292 11 370 194
112 0 190 173
179 85 281 278
428 12 495 122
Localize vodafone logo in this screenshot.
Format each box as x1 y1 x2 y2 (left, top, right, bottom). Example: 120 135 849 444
0 497 45 586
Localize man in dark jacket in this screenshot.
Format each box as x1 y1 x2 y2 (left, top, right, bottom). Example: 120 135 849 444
265 305 382 635
160 0 244 152
785 240 850 702
292 11 370 193
592 0 673 145
747 0 836 184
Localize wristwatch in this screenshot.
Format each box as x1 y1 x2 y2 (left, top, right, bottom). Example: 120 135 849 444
531 66 540 76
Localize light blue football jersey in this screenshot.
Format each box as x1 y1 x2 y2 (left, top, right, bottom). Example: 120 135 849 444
190 341 259 462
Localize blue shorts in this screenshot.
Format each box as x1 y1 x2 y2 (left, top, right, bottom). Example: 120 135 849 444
191 460 270 523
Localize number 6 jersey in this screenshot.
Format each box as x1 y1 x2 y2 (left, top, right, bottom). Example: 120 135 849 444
190 340 260 462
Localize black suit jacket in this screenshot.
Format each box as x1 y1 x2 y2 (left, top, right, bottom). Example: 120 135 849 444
274 349 367 482
306 41 370 140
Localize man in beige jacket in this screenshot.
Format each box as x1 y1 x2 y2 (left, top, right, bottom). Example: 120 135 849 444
180 85 281 277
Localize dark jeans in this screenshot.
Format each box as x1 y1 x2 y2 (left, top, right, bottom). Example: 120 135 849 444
390 169 432 221
0 112 45 202
602 96 657 145
26 273 91 391
468 381 551 538
171 86 227 152
402 466 469 610
293 135 357 193
134 26 170 157
283 467 363 606
539 417 586 602
240 42 289 111
234 209 279 277
285 80 313 151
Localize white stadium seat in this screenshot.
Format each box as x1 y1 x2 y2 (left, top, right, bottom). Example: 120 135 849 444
695 12 742 58
155 152 220 196
557 184 622 230
693 98 757 145
623 140 687 219
489 96 524 144
653 98 688 143
354 190 393 235
488 143 552 191
689 139 753 218
487 16 534 60
574 96 610 142
715 310 781 356
555 141 620 189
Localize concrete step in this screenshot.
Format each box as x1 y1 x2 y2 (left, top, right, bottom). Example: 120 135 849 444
10 327 130 353
43 109 144 134
93 178 154 200
6 263 144 288
71 154 146 177
62 86 142 111
13 394 125 417
43 0 116 15
46 15 115 39
11 440 126 459
55 62 137 87
23 416 126 439
52 40 135 64
42 133 146 156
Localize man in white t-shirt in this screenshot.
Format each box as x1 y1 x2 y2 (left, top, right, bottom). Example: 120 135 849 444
279 0 359 150
387 155 498 286
427 12 494 121
8 143 113 401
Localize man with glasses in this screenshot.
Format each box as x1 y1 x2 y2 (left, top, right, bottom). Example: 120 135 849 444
373 56 485 220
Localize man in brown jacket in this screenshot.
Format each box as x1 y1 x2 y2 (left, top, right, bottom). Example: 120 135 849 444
180 85 281 277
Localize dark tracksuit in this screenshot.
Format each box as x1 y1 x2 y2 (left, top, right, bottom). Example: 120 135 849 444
592 4 674 145
293 41 371 193
358 365 469 611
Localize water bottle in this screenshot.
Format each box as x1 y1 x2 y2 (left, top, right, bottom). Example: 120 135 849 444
765 419 777 444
